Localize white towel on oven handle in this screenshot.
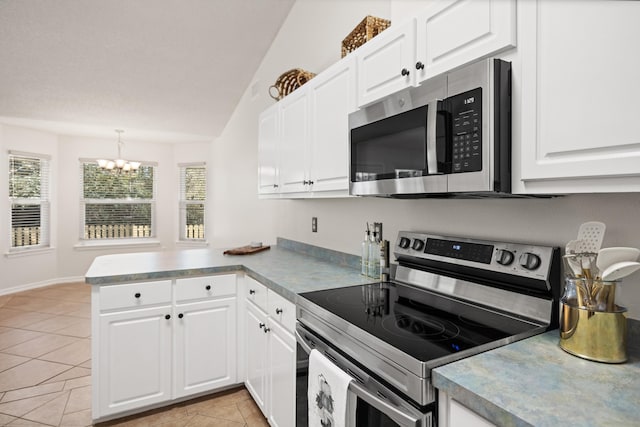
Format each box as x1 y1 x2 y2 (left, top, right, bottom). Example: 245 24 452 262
308 349 356 427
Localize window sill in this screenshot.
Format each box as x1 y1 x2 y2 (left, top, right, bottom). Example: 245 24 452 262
4 247 55 258
175 240 209 248
74 239 162 251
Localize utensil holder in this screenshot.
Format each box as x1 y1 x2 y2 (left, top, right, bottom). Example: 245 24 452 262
559 301 628 363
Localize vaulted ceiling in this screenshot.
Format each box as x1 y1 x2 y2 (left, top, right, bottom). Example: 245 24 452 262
0 0 295 142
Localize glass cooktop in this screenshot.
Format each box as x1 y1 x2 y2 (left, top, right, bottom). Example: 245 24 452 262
300 281 541 363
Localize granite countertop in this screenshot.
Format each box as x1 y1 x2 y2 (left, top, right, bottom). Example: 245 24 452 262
433 327 640 426
85 238 373 302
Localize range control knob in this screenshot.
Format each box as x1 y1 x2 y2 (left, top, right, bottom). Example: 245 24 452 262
399 237 411 249
519 252 541 270
496 249 515 266
412 239 425 251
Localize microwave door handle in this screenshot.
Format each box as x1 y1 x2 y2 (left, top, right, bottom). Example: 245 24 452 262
426 99 440 175
348 380 422 427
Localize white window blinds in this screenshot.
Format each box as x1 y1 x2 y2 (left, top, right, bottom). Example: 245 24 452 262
179 163 206 241
80 161 156 240
8 152 51 249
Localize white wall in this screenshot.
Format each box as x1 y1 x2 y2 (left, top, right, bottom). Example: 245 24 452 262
213 0 640 319
0 125 59 290
0 123 209 293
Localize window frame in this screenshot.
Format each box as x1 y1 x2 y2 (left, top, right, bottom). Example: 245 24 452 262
79 158 157 243
8 151 51 253
178 162 206 242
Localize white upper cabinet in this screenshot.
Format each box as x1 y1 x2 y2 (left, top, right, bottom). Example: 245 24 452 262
258 104 280 195
356 18 417 107
415 0 516 82
279 89 310 194
517 0 640 193
308 56 356 193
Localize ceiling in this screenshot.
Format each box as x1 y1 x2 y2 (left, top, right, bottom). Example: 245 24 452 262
0 0 295 142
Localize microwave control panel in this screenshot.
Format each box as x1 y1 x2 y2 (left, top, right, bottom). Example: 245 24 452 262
450 87 482 173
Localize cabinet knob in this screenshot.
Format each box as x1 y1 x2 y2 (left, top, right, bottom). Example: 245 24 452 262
263 327 270 333
134 293 141 298
273 184 279 188
401 68 410 76
415 61 425 70
303 180 309 185
178 313 184 319
275 308 283 315
249 289 256 295
165 314 171 320
205 285 211 291
259 322 265 329
308 180 314 185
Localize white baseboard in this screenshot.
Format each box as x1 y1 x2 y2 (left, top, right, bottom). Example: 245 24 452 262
0 276 86 296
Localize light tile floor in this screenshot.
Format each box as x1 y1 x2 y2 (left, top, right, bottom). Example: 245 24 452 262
0 282 268 427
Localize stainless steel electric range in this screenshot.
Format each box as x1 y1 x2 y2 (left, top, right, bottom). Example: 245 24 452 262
295 231 561 427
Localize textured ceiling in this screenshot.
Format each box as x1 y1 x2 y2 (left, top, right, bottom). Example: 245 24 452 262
0 0 295 142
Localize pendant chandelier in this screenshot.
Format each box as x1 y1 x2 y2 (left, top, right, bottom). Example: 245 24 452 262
96 130 141 173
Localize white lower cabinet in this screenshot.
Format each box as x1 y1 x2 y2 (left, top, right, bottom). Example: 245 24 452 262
245 301 269 413
438 390 496 427
92 274 238 421
98 305 172 416
244 277 296 427
174 296 237 399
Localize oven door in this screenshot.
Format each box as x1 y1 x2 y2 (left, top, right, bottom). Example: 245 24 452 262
296 322 433 427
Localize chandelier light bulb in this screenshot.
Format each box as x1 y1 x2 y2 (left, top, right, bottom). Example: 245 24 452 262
96 130 140 174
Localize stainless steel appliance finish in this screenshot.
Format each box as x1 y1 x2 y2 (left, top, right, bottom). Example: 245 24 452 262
296 231 560 426
349 58 511 198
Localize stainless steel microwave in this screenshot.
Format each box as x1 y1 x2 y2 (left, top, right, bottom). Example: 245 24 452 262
349 58 511 198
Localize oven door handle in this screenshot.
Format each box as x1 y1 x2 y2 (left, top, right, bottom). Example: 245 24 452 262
297 327 423 427
348 380 422 427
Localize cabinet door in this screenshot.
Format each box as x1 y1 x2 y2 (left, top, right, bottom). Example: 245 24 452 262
309 57 355 194
174 297 237 399
98 305 172 417
267 320 296 427
258 104 280 195
356 18 416 107
245 302 269 413
279 89 310 193
518 1 640 193
415 0 516 82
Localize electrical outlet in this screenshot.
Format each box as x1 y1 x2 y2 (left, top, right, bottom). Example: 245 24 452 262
312 217 317 232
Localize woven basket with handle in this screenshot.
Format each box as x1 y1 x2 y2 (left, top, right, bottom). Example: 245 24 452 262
341 15 391 57
269 68 316 101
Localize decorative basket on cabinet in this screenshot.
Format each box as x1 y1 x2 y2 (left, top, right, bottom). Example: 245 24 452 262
341 15 391 57
268 68 316 101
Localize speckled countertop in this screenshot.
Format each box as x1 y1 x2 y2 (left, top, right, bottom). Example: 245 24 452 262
85 238 373 302
433 326 640 426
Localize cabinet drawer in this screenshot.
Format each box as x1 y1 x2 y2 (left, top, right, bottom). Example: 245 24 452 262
245 277 268 311
267 291 296 333
100 280 172 311
176 274 236 302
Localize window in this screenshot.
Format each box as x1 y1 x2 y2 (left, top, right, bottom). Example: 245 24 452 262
8 151 51 250
80 161 156 240
179 163 206 241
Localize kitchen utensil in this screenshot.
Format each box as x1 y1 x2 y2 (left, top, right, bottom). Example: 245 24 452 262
601 261 640 281
596 247 640 274
575 221 606 253
590 280 617 312
563 241 583 278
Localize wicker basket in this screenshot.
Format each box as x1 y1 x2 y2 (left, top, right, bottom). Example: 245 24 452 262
341 15 391 57
268 68 316 101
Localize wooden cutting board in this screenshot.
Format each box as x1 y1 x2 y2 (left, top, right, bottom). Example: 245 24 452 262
223 245 270 255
